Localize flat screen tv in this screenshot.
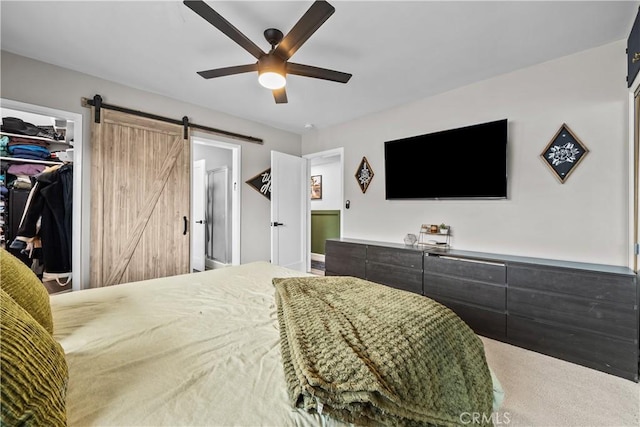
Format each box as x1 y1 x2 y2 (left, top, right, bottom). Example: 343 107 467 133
384 119 508 199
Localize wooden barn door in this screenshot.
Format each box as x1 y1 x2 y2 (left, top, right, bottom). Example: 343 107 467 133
90 109 190 287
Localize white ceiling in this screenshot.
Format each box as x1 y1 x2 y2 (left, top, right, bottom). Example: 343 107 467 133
1 1 638 134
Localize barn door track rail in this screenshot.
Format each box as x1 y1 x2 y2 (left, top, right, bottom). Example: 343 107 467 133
82 94 263 144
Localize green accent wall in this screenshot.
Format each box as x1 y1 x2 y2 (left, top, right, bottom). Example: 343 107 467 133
311 210 340 254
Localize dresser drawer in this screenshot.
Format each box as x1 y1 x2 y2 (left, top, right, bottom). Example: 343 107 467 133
366 261 422 294
325 241 367 279
507 315 639 381
325 240 366 259
367 245 423 269
427 294 506 340
507 264 636 304
508 288 636 340
424 255 506 284
424 273 505 311
325 258 365 279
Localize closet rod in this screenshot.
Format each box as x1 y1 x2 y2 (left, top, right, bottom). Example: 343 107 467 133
81 95 263 144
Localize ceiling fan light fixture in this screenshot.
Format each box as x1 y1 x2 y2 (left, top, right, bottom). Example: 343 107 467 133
258 71 286 89
185 0 351 104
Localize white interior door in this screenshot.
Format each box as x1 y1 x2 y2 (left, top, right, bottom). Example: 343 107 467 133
271 151 308 272
192 159 206 272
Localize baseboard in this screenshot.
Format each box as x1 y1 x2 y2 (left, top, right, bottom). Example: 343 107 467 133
311 253 325 262
205 259 230 270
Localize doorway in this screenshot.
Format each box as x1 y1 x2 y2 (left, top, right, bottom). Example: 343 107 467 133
303 148 344 274
191 137 241 271
0 98 84 290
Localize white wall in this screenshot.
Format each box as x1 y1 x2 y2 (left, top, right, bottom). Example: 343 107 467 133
302 40 630 266
1 51 301 285
193 143 233 171
310 160 342 211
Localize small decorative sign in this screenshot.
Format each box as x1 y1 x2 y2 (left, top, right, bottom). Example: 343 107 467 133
310 175 322 199
246 168 271 200
355 156 374 193
540 124 589 184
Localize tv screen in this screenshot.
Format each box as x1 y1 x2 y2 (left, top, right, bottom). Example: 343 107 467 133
384 119 508 199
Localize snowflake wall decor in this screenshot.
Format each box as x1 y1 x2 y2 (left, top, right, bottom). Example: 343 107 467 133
540 124 589 183
355 156 374 193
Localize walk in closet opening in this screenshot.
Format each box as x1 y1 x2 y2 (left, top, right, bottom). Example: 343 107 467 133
0 99 84 293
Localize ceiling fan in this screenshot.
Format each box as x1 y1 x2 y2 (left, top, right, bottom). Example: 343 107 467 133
183 0 352 104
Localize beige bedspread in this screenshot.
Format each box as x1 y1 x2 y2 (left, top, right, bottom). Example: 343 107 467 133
51 261 502 426
51 262 346 426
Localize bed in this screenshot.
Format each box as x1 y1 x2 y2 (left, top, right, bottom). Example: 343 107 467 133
1 249 503 426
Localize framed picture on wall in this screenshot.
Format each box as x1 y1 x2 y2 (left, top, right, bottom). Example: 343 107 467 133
540 123 589 184
311 175 322 199
355 156 374 193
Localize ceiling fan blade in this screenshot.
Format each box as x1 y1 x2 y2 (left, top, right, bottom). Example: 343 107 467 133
197 63 258 79
274 0 335 61
184 0 265 60
286 62 351 83
273 87 288 104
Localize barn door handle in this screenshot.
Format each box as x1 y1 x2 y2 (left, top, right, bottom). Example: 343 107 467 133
271 222 284 227
183 216 188 235
196 220 206 224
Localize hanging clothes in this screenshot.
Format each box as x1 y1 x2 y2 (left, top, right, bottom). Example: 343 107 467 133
12 164 72 276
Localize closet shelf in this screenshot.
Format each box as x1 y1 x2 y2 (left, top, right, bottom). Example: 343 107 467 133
1 131 72 147
0 156 65 166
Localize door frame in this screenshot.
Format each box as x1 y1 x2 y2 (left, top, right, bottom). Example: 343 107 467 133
303 147 344 272
0 98 85 290
190 136 241 267
629 74 640 272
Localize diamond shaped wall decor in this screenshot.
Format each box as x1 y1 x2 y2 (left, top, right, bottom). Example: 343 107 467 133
245 168 271 200
355 156 374 193
540 124 589 184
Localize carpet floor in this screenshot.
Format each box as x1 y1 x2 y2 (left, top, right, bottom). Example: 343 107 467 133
481 336 639 427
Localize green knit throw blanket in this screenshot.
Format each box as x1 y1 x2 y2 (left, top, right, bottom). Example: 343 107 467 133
274 276 493 427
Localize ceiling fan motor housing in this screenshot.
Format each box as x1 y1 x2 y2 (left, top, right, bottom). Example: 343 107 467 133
259 54 286 76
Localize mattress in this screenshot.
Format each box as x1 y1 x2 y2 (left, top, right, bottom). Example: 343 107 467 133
52 262 346 426
51 261 502 426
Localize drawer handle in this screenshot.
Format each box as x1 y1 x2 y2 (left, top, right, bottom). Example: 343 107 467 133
633 52 640 64
438 256 504 267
